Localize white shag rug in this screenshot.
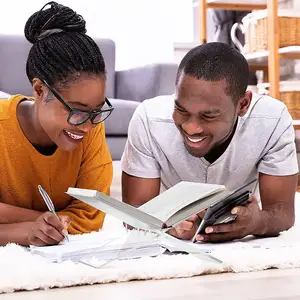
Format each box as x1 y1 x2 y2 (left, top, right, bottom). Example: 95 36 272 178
1 223 300 294
1 191 300 294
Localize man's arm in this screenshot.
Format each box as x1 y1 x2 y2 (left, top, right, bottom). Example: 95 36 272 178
121 101 163 207
254 106 298 235
254 173 297 236
122 172 160 207
0 202 42 223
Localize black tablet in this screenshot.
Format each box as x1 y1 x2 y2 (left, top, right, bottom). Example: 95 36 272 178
192 179 257 242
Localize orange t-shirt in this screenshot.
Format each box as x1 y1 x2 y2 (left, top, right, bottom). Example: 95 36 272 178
0 95 113 234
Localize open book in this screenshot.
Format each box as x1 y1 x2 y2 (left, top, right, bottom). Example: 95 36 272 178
66 180 256 232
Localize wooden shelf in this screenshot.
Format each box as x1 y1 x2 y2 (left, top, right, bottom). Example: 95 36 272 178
245 46 300 66
198 0 266 43
206 0 267 10
293 120 300 131
206 0 266 3
293 120 300 126
199 0 282 98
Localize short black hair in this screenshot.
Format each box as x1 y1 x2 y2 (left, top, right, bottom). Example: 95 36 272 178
176 42 249 102
24 1 106 88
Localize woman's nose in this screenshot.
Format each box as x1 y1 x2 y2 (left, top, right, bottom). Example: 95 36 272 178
76 119 93 133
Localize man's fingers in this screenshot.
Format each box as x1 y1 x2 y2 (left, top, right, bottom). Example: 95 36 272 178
196 232 238 243
177 220 194 231
231 195 259 217
197 210 206 219
249 195 258 203
231 205 249 217
204 222 239 234
187 215 200 223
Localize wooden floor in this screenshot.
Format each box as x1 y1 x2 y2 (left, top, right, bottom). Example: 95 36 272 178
1 268 300 300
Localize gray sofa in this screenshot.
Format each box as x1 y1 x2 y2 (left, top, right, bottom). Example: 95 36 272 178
0 34 177 160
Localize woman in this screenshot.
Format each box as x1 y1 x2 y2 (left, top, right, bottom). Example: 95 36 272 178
0 2 114 246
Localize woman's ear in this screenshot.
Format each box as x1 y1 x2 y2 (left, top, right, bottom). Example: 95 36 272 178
237 91 252 117
32 78 45 101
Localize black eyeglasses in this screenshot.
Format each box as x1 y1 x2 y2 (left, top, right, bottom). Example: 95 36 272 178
42 80 114 126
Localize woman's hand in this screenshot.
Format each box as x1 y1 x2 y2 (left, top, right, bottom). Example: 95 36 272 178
28 212 70 246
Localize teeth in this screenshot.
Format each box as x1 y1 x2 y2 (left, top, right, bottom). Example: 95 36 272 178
187 136 205 143
65 130 84 140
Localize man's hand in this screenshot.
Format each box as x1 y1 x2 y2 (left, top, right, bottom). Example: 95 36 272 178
28 212 70 246
168 213 204 240
195 196 263 243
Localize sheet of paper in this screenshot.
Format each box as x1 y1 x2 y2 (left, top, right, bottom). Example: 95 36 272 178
30 230 163 263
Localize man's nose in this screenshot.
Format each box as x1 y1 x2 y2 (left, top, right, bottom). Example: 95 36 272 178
181 116 204 136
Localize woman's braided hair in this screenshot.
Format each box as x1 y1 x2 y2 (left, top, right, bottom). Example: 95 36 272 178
24 1 106 87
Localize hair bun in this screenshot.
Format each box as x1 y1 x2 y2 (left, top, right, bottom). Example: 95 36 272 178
24 1 86 44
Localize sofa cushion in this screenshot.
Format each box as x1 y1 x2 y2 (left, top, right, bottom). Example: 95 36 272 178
104 98 140 136
106 136 128 161
0 35 33 96
93 38 116 98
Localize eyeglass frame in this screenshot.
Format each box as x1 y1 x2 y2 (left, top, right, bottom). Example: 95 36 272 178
41 79 114 126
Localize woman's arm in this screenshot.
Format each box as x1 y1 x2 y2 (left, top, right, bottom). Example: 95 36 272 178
0 202 42 223
0 222 34 246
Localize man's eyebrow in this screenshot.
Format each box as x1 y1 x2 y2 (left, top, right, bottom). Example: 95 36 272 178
174 100 186 109
202 109 221 114
175 100 220 114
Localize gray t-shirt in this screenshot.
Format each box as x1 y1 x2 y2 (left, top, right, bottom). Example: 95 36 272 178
121 93 298 193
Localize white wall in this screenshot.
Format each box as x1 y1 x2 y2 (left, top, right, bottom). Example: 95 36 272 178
0 0 194 70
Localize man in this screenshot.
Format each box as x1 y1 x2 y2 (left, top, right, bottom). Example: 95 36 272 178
121 42 298 243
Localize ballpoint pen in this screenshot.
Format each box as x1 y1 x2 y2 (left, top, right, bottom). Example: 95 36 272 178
38 185 70 242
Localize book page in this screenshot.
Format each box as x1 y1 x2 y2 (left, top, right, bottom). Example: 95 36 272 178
67 188 164 230
166 189 232 227
139 181 225 224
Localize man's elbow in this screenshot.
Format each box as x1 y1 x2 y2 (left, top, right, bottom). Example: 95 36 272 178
274 211 295 235
284 212 295 231
255 209 295 237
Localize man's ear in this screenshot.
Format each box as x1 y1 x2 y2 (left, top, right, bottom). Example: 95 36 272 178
32 78 45 101
237 91 252 117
